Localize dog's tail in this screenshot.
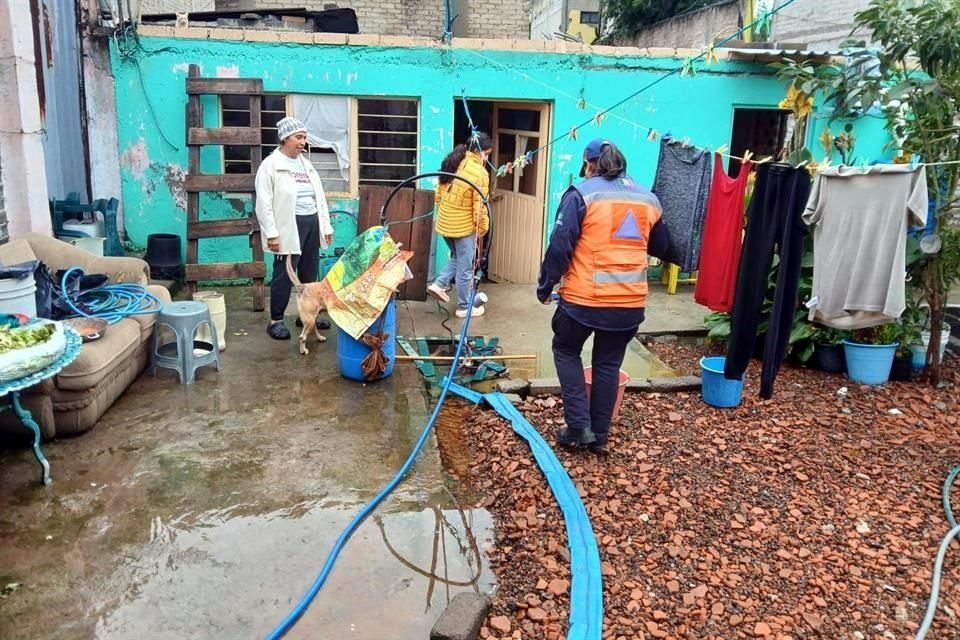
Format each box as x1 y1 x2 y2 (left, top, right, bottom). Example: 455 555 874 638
285 254 305 293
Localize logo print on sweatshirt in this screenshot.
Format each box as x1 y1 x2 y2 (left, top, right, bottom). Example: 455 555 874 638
614 209 644 240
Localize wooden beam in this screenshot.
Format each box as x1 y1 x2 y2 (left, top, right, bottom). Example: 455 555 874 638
188 127 260 146
186 65 202 298
187 218 255 239
186 262 267 282
185 174 256 192
395 354 538 362
186 77 263 95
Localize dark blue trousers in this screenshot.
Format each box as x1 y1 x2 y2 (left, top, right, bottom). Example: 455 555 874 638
551 306 637 443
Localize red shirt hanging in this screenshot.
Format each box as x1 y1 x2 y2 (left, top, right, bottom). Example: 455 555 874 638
694 154 753 312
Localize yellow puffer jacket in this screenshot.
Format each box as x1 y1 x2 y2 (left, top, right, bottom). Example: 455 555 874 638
435 151 490 238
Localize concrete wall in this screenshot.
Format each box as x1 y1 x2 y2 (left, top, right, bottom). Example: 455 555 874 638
138 0 217 16
110 29 892 276
770 0 872 50
213 0 531 39
531 0 599 40
623 0 743 48
0 1 53 238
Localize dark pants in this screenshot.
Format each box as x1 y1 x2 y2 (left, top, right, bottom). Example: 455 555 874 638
270 214 320 321
552 306 637 443
724 163 811 398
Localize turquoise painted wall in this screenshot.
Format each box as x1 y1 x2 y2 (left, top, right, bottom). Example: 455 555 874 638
111 38 890 280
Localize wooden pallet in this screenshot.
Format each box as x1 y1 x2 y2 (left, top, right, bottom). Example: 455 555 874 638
184 65 266 310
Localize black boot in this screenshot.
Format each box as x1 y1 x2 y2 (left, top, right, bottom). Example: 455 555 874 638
267 321 290 340
556 427 597 447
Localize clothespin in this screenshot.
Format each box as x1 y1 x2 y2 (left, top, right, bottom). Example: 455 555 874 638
910 154 920 169
714 144 729 156
593 111 607 127
705 45 720 66
742 149 754 163
576 97 587 111
524 151 534 165
681 137 691 148
568 127 579 141
516 154 528 170
495 165 508 178
506 162 515 175
647 128 659 142
756 155 773 165
680 57 696 77
859 158 869 172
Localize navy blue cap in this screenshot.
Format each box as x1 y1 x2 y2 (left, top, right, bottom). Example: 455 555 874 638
580 139 612 177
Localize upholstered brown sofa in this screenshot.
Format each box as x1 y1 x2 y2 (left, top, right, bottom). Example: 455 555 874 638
0 234 171 439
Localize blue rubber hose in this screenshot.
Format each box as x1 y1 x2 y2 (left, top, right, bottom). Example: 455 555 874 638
265 284 481 640
916 463 960 640
59 267 162 325
266 169 493 639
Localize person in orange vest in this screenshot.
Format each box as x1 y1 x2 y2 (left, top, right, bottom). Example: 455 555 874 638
538 139 679 454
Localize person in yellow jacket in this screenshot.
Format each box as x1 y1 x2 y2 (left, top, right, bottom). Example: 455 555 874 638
427 133 493 318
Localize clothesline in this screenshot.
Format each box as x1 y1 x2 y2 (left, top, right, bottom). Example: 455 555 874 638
452 0 804 176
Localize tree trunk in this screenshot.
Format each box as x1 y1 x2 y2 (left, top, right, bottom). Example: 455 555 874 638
925 255 944 386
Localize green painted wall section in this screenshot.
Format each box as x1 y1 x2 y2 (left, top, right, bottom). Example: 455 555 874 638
111 38 890 280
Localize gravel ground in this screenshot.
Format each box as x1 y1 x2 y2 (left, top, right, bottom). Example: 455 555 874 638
451 344 960 640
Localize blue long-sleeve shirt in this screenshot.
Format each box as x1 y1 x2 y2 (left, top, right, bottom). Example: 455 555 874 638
537 180 679 331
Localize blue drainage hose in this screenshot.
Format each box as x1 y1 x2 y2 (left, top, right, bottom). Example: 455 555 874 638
265 285 481 640
450 384 603 640
60 267 162 325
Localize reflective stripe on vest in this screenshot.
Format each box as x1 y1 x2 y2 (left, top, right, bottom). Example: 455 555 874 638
594 270 648 285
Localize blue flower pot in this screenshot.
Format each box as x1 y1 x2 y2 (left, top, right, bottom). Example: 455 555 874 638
842 340 898 385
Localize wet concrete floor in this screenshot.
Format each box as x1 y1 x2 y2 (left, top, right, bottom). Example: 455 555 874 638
0 289 494 640
395 282 696 381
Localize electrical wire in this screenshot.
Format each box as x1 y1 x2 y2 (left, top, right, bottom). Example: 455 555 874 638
265 171 493 639
59 268 162 325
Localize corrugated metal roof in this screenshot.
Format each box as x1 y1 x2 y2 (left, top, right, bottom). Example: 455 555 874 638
721 46 844 61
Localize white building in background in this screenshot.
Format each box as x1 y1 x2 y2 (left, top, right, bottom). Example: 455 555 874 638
530 0 601 43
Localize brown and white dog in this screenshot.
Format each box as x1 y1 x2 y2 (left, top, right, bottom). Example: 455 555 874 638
285 254 328 355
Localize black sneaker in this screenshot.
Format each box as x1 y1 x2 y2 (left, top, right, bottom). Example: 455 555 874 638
556 427 597 447
296 316 331 330
588 441 609 455
267 321 291 340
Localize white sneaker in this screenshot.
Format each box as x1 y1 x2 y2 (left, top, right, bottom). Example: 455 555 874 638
427 283 450 303
456 306 485 318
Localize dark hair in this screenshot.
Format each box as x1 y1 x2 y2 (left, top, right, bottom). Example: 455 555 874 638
593 143 627 178
438 132 493 184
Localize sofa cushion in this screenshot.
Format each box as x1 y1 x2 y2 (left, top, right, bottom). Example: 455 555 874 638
56 319 140 391
0 239 38 266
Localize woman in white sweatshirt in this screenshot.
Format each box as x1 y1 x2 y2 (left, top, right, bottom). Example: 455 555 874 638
255 116 334 340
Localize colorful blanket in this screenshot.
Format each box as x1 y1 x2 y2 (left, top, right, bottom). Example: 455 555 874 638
318 226 412 340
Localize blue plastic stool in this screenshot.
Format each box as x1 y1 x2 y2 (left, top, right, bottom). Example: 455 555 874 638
151 301 221 384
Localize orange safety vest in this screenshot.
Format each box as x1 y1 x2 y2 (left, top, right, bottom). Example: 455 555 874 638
558 176 662 308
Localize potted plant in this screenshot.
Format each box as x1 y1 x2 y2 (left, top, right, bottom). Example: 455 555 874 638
810 326 848 373
890 320 922 382
843 325 899 385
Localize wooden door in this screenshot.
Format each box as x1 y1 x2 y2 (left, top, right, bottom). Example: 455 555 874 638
488 102 551 284
357 184 432 301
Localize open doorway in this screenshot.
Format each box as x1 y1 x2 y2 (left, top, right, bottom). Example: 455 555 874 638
450 99 552 284
728 107 791 176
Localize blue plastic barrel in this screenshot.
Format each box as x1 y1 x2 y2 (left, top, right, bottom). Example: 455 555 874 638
337 299 396 381
842 340 897 385
700 356 744 408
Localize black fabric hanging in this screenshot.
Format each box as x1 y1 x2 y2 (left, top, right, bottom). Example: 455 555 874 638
724 163 811 399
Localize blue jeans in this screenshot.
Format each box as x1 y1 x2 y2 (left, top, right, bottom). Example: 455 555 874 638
552 306 637 443
433 235 477 311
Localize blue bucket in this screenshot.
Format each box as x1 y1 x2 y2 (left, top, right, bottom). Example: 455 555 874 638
700 356 744 408
337 299 396 382
843 340 897 385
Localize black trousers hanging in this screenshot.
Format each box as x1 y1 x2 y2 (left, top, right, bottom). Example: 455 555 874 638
724 163 811 398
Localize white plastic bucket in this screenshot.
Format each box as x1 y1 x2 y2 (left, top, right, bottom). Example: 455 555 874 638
921 323 951 362
0 274 37 318
193 291 227 352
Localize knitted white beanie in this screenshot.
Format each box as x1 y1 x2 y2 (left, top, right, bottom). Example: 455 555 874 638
277 117 307 142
